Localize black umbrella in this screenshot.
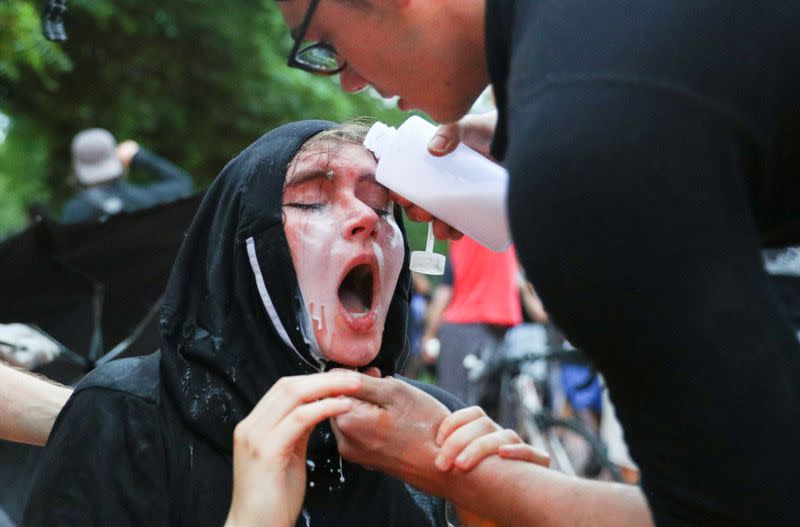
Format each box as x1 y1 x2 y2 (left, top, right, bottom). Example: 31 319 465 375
0 194 202 524
0 193 202 383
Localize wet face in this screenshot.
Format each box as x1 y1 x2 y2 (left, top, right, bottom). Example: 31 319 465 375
277 0 489 123
283 140 405 366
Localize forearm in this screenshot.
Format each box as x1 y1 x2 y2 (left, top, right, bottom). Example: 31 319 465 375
423 286 452 339
519 283 548 323
0 364 71 445
132 149 193 192
444 458 652 527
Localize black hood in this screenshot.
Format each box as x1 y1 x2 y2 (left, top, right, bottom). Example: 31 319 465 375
158 120 412 507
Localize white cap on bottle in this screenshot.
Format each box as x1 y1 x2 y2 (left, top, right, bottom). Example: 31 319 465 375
363 121 397 160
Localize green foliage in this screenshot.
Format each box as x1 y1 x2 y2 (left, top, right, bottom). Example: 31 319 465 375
0 115 53 232
403 213 450 257
0 0 407 234
0 1 71 87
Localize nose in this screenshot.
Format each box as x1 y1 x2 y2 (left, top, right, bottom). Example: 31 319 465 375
342 199 379 241
339 68 369 93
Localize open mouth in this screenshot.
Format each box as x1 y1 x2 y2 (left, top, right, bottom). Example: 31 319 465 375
337 264 374 318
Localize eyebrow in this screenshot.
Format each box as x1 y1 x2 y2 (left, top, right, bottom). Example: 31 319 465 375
284 170 379 188
285 169 331 188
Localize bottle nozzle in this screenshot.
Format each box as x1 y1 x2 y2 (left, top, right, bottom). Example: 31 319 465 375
410 222 446 275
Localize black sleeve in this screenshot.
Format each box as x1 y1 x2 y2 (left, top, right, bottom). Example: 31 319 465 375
440 259 453 287
504 82 800 524
130 149 193 201
23 388 169 527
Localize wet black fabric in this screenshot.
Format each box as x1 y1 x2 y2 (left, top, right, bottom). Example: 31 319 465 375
24 121 457 526
486 1 800 524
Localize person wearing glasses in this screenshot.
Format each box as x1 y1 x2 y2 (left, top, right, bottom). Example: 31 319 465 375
276 0 800 525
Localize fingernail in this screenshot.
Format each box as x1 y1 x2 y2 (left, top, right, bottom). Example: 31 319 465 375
435 456 448 471
456 453 469 466
428 135 449 153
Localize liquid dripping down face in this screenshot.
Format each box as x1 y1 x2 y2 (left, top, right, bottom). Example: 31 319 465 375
283 140 404 367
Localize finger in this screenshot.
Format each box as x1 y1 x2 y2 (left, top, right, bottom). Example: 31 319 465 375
347 373 400 406
435 417 501 471
389 195 437 223
460 112 498 159
331 366 381 378
362 367 381 378
435 406 486 446
272 398 354 457
428 123 461 157
453 429 523 472
389 192 413 208
404 205 436 223
330 398 384 457
447 226 464 240
432 219 459 240
249 372 361 428
498 443 551 467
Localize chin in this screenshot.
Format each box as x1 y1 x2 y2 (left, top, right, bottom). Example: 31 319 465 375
424 98 476 124
321 335 382 368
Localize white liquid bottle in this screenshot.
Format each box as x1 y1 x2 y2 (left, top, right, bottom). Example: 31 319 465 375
363 115 511 252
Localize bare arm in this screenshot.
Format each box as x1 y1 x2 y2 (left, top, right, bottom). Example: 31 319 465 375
445 457 651 527
0 363 71 446
421 284 452 361
333 375 654 527
519 279 549 323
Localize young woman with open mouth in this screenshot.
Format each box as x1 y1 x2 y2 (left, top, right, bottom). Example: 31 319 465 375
24 120 544 527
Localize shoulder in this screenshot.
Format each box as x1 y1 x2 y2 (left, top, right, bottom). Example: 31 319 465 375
75 351 161 402
25 354 169 526
60 195 93 222
400 377 465 412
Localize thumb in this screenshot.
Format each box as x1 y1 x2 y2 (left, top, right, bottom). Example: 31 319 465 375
428 122 461 157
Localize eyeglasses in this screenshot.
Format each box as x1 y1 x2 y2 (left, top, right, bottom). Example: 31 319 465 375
287 0 347 75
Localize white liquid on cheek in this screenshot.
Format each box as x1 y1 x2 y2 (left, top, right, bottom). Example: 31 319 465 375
286 192 405 363
308 302 328 335
373 218 405 324
290 215 342 354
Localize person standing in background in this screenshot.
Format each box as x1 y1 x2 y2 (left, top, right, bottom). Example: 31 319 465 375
61 128 192 224
422 237 522 412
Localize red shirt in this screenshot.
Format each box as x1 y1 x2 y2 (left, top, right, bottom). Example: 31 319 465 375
443 237 522 326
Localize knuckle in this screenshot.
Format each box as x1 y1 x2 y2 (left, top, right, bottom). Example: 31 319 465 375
232 424 247 445
503 428 522 442
477 416 500 432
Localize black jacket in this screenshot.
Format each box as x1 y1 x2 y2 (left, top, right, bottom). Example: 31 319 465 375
26 121 461 526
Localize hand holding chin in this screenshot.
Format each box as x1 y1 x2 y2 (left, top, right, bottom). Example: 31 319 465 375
330 374 453 496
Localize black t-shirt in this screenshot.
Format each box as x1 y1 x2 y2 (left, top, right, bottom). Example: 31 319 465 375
485 0 800 524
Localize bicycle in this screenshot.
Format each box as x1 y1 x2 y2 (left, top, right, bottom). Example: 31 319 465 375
463 324 624 482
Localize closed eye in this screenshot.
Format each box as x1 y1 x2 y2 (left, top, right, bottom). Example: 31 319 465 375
283 202 324 211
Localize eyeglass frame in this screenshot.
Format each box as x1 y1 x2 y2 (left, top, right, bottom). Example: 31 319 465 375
286 0 347 75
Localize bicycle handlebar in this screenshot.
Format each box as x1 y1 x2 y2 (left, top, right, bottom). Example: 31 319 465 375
464 347 593 382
